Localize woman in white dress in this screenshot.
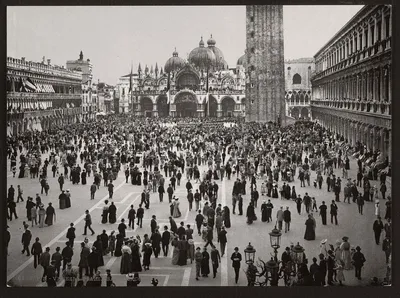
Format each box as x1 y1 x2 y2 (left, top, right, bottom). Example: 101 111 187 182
172 198 181 218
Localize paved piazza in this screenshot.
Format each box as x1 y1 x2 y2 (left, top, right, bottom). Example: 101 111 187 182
6 145 390 287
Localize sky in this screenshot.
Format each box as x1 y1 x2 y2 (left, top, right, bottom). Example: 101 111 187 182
7 5 363 85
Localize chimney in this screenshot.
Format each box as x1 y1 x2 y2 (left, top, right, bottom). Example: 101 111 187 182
21 57 25 63
47 59 51 65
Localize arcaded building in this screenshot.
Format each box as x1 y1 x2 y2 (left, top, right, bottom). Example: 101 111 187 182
6 56 83 135
117 36 247 118
311 5 392 160
284 58 314 120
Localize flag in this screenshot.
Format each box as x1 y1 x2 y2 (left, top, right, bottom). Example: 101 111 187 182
166 72 171 104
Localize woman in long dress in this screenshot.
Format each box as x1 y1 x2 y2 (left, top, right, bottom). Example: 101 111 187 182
261 201 268 222
304 215 315 240
130 240 142 272
168 235 179 265
187 238 195 264
177 236 188 266
340 237 352 270
246 202 256 224
101 201 109 224
173 198 181 218
142 243 152 270
120 243 132 274
114 233 124 257
45 203 56 226
222 206 231 228
93 235 105 267
81 170 87 185
108 231 116 257
108 202 117 224
201 247 210 277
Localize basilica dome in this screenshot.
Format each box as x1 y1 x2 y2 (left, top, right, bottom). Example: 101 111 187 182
206 35 227 70
164 49 186 73
188 37 216 70
237 53 247 67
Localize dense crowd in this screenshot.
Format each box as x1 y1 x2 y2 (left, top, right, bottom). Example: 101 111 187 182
6 115 391 287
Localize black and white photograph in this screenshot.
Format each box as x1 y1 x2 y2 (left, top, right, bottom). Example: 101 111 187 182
5 4 392 287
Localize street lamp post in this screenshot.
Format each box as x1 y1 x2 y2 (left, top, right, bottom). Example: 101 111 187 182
269 225 282 262
244 243 257 286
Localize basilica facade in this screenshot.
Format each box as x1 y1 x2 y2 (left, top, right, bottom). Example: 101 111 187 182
117 36 247 118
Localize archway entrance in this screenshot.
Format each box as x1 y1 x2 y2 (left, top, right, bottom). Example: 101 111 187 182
175 92 198 117
207 95 218 117
290 107 299 119
157 95 169 117
301 107 309 119
141 97 153 117
222 97 235 117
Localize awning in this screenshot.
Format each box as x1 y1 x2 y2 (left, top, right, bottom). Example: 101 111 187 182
25 78 37 92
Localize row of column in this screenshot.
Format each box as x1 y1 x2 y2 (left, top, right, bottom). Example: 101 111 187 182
316 5 391 72
315 112 391 162
316 63 391 102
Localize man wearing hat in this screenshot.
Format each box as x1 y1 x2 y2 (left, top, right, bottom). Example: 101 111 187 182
187 189 194 211
194 247 203 281
352 246 366 280
326 250 335 285
230 247 242 284
46 260 57 287
373 216 384 245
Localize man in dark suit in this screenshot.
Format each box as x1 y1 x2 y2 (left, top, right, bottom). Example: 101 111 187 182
230 247 242 284
161 226 171 257
66 223 76 248
137 204 144 228
326 250 335 285
150 215 157 234
330 200 338 225
118 219 127 238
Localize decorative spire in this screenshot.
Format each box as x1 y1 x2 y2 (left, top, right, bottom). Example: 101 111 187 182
79 51 83 60
160 67 164 75
155 63 159 79
199 36 204 47
173 47 178 57
145 64 149 75
150 65 154 74
138 63 142 73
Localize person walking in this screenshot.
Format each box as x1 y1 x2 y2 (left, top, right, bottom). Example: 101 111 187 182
231 247 242 284
31 237 43 269
83 210 95 236
51 247 63 280
283 207 291 233
128 205 136 229
195 247 203 281
218 226 227 257
352 246 366 280
373 216 384 245
78 242 90 279
137 204 144 228
210 246 221 278
39 247 51 282
61 241 74 271
276 206 284 231
162 226 171 257
195 210 205 236
66 223 76 248
90 183 97 200
17 185 24 202
357 194 364 215
330 201 338 225
21 225 32 256
319 201 327 225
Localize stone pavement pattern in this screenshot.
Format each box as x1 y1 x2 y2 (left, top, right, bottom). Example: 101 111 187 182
6 147 389 286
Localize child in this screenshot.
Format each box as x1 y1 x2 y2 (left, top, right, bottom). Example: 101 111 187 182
313 180 318 188
334 259 345 285
12 166 17 178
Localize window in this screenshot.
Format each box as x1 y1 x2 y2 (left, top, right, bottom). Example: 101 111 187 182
251 47 255 54
251 31 255 38
292 74 302 84
359 34 363 49
365 30 368 47
287 67 291 71
371 25 375 44
384 16 389 38
377 22 382 41
250 16 254 22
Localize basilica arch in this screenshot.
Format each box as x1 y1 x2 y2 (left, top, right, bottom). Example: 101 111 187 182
175 91 198 117
221 96 235 117
290 107 299 119
207 95 218 117
157 95 169 117
301 107 309 119
141 97 153 117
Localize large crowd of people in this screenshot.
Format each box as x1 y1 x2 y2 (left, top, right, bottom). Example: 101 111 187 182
6 114 391 287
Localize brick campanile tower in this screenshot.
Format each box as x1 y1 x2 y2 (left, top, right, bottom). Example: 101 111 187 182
245 5 286 125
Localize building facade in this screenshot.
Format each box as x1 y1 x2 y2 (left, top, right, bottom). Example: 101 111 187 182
285 58 314 120
6 56 83 135
245 5 285 124
67 51 96 121
311 5 392 160
119 36 247 118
